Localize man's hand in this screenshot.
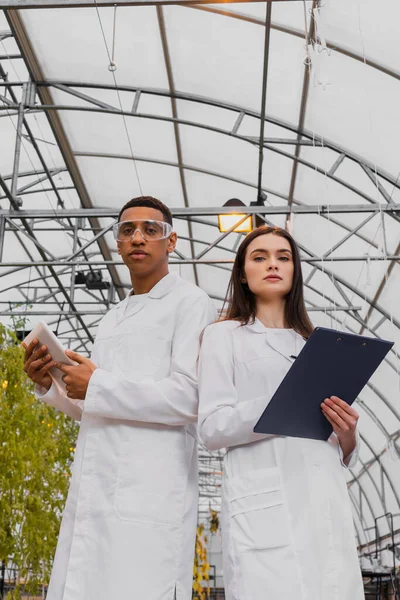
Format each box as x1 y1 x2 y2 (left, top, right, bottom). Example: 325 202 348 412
54 350 97 400
22 339 55 391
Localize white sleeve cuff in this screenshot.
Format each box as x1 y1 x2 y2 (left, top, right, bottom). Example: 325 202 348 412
35 381 60 406
34 380 83 421
338 430 360 469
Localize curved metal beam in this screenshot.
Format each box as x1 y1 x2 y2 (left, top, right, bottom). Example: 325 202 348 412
36 80 400 191
3 79 400 202
348 431 400 487
1 0 301 7
26 103 400 222
359 433 400 511
70 153 381 251
2 197 399 342
348 459 386 538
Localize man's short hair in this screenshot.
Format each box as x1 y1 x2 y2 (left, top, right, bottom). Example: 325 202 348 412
118 196 173 226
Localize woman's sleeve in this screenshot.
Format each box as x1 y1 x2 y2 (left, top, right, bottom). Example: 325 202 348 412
328 430 360 468
198 324 269 451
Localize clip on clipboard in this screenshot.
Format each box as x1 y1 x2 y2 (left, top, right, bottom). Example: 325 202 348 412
253 327 394 441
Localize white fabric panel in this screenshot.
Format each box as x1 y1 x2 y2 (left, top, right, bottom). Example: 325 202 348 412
294 163 370 207
316 0 400 76
74 156 184 208
52 108 178 165
163 6 304 125
184 169 257 206
261 148 294 198
20 6 168 88
306 49 400 178
180 123 258 183
163 5 265 113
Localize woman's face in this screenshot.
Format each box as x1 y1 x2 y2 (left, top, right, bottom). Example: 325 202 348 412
243 233 294 301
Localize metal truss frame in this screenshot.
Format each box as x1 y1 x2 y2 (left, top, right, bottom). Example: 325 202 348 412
0 0 302 8
1 80 399 208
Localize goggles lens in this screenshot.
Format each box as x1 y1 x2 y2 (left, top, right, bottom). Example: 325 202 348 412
113 219 172 242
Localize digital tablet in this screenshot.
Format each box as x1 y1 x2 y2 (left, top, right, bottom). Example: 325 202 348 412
253 327 394 441
23 322 75 391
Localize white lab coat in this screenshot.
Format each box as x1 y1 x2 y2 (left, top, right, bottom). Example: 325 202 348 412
37 273 216 600
198 319 364 600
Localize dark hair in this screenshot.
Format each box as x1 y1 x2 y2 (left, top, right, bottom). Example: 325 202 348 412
222 226 314 339
118 196 173 226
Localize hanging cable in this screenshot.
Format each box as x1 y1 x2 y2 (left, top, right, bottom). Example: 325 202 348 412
92 0 143 194
108 4 118 72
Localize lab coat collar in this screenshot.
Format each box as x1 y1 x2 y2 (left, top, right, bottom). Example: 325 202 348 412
116 272 179 314
148 272 180 299
245 318 304 361
244 318 270 335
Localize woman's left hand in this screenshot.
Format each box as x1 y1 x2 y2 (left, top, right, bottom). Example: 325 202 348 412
321 396 359 439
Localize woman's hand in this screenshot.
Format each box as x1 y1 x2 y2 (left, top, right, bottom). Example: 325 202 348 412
321 396 359 462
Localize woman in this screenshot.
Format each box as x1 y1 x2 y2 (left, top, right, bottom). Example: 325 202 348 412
198 226 364 600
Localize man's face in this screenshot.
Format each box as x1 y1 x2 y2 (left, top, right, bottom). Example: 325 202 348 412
117 206 177 275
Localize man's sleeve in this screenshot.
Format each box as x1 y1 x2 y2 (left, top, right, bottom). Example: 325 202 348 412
35 380 83 421
84 293 216 426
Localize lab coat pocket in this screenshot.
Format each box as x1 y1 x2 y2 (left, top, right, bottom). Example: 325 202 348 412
114 425 187 527
228 468 290 553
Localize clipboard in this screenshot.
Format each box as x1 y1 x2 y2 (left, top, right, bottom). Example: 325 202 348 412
253 327 394 441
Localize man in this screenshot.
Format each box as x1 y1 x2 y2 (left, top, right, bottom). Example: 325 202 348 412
23 197 216 600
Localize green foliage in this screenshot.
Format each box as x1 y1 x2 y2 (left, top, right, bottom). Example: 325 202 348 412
0 324 78 598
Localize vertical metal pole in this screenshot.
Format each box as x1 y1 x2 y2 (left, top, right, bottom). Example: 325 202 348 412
0 216 5 262
10 82 28 200
256 2 272 204
70 218 80 345
70 218 79 305
0 562 5 600
381 467 386 514
107 282 115 309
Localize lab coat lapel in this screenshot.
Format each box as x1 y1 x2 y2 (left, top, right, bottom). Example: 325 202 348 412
115 272 179 326
245 318 302 361
148 272 179 299
115 295 145 326
265 328 307 360
265 330 294 361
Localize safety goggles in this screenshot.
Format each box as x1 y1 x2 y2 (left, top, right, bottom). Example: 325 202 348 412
113 219 173 242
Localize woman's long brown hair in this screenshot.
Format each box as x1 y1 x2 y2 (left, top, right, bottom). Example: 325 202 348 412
222 226 314 339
